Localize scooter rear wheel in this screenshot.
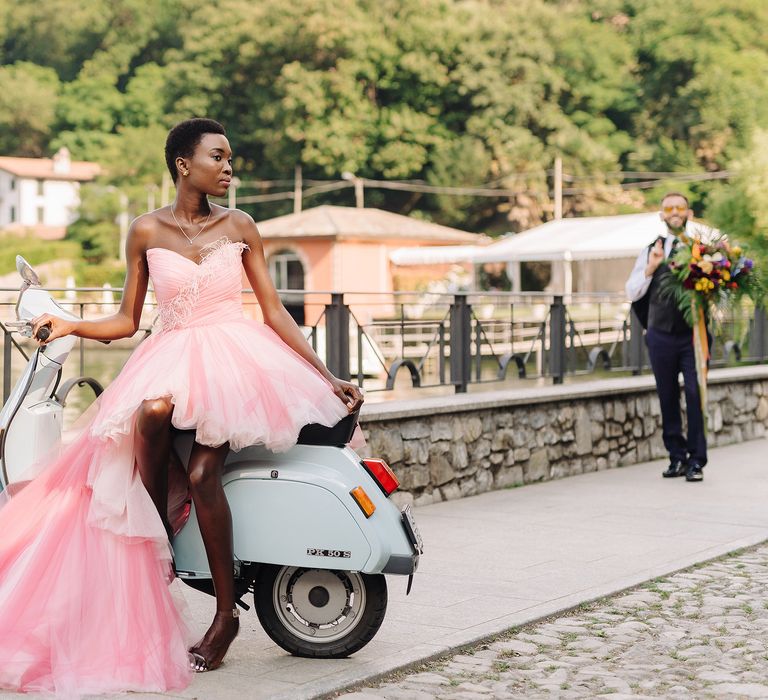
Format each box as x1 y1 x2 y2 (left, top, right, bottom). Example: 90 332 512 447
254 565 387 658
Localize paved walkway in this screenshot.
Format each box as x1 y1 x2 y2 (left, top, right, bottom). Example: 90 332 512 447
1 438 766 700
339 543 768 699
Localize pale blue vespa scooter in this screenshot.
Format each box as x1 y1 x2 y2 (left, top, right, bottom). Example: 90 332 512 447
0 256 423 658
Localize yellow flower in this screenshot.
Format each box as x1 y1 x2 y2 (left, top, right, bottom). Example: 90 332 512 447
722 270 731 281
698 260 713 274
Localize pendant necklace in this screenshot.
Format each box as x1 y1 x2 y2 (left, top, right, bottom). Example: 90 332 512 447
171 205 212 244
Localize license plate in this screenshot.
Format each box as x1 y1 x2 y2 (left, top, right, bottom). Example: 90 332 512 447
401 504 424 554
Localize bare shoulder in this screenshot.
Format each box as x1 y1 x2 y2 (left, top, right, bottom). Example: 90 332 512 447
126 211 162 253
225 208 263 247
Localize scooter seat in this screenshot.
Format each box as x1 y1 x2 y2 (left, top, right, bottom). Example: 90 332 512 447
296 409 360 447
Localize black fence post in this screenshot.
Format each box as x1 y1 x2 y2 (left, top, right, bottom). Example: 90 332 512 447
450 294 472 393
549 296 566 384
750 306 768 361
629 309 645 375
325 293 350 381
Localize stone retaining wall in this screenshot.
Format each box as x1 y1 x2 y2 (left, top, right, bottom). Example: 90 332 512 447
358 366 768 507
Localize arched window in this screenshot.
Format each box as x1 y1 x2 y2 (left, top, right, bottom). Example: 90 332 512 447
268 249 305 290
267 249 305 325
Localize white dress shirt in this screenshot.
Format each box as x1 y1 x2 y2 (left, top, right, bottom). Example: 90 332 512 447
625 221 718 301
624 233 678 302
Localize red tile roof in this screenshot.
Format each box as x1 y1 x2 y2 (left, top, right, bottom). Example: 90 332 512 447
0 155 100 181
257 205 485 244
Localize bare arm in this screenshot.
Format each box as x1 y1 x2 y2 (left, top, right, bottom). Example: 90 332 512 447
237 214 363 411
32 219 150 343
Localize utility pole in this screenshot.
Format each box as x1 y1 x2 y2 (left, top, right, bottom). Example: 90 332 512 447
228 177 240 209
294 165 303 213
554 156 563 220
118 192 129 263
160 172 171 207
146 184 157 212
342 171 364 208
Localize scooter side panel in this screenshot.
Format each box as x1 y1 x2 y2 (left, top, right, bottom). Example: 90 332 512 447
227 445 417 573
171 440 417 578
228 479 372 568
172 480 372 575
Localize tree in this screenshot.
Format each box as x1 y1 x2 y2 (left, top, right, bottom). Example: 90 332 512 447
706 129 768 257
0 62 60 156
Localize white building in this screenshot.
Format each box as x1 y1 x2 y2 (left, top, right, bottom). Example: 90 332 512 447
0 148 100 238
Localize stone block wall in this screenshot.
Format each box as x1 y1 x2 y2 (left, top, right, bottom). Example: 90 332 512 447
359 368 768 508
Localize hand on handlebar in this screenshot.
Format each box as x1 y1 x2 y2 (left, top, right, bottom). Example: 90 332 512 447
330 377 364 412
31 314 76 345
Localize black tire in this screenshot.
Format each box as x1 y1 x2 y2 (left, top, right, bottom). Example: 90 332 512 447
254 565 387 658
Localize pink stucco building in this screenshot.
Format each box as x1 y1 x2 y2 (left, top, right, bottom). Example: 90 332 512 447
254 205 484 324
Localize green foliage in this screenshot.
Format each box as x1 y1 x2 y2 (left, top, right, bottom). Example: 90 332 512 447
65 185 121 263
0 234 80 275
1 0 768 236
73 260 125 289
706 130 768 261
0 62 60 156
67 221 120 264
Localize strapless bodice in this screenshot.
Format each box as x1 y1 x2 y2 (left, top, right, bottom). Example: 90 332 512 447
147 238 248 330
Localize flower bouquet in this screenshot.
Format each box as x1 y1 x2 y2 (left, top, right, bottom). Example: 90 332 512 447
663 229 762 429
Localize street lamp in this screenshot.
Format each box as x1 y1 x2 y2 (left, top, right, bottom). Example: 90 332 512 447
341 171 364 209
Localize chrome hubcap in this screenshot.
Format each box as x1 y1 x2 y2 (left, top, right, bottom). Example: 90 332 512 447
273 567 366 643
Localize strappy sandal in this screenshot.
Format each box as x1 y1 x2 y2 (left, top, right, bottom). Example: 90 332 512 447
189 608 240 673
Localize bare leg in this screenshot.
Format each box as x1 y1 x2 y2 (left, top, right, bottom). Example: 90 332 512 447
135 397 174 537
187 441 239 671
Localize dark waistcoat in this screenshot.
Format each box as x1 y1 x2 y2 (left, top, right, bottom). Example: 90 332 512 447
647 263 691 334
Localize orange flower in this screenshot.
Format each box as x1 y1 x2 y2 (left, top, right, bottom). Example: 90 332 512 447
691 243 702 260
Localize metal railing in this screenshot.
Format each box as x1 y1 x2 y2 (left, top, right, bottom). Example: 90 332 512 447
1 287 766 402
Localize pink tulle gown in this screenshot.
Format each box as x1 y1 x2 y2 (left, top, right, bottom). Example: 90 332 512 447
0 238 352 696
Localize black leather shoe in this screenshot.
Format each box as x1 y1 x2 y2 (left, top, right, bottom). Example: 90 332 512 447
686 463 704 482
662 460 686 478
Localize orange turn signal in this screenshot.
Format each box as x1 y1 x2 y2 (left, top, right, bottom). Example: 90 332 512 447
350 486 376 518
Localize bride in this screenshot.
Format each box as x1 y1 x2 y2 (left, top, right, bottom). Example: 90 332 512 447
0 118 363 695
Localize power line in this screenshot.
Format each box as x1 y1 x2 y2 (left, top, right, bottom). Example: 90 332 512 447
216 167 735 208
562 170 732 195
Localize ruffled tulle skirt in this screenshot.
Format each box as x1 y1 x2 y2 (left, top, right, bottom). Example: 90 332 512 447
0 317 353 695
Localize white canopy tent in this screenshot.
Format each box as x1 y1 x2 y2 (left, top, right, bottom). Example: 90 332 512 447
471 213 666 263
389 213 712 294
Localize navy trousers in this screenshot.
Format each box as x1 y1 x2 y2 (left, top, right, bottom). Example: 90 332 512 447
645 327 707 466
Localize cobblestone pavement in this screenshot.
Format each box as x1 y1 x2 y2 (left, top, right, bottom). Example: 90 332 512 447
336 543 768 699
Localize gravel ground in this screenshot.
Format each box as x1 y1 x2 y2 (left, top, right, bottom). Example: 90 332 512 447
336 543 768 699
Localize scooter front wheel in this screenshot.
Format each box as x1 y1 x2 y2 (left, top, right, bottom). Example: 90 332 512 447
254 565 387 658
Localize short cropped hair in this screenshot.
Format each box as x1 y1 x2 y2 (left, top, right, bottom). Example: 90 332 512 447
164 118 226 183
661 191 690 208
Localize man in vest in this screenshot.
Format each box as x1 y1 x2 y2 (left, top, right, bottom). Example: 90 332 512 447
625 192 706 482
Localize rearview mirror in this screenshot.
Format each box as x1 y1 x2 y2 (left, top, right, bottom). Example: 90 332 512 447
16 256 41 286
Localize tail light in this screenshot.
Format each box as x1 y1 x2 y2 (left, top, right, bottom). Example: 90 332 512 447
362 458 399 496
